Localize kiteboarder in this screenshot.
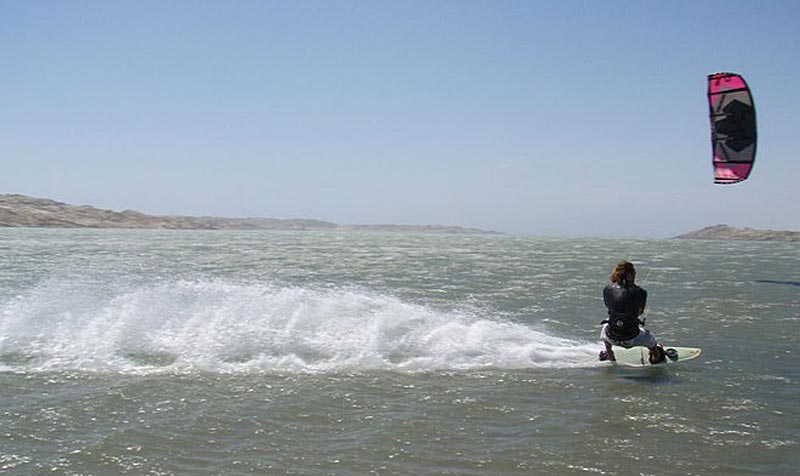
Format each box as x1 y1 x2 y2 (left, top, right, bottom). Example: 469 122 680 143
599 260 666 364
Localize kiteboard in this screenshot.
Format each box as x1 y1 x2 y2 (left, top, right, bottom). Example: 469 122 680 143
608 346 701 368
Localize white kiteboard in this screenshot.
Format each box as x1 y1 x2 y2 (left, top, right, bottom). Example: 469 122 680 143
609 346 702 368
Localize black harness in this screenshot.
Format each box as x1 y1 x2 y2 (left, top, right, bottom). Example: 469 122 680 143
601 314 644 341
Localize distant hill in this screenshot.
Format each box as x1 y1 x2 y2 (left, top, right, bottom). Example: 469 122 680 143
0 194 498 234
676 224 800 242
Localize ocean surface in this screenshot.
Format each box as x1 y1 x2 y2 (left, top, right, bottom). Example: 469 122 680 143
1 229 798 476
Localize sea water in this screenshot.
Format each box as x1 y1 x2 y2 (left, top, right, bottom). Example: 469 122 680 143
0 229 797 475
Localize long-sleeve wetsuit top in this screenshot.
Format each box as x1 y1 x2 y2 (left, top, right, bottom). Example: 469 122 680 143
603 283 647 340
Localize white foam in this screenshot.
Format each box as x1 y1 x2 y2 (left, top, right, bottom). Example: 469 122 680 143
0 279 598 374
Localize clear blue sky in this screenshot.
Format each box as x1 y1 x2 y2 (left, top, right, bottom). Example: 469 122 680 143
1 1 798 237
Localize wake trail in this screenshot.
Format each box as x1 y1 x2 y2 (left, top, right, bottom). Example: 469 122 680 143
0 278 599 374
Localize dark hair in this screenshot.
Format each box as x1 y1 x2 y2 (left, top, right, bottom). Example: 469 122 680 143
610 260 636 286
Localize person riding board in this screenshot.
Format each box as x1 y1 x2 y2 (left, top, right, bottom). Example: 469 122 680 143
599 260 666 364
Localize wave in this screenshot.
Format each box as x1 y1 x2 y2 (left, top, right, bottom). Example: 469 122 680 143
0 279 598 374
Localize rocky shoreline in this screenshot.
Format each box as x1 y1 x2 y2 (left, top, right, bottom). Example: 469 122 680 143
676 224 800 242
0 194 498 234
4 195 796 240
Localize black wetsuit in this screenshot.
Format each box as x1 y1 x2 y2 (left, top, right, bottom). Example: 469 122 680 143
603 283 647 341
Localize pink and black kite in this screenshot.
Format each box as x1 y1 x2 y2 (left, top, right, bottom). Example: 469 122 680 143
707 72 757 184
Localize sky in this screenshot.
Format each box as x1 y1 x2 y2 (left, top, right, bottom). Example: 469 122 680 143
1 0 798 237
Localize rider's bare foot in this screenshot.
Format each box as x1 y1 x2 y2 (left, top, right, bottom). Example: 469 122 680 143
648 344 666 364
599 350 616 361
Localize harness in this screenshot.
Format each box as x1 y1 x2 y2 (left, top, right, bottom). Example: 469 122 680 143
600 313 644 341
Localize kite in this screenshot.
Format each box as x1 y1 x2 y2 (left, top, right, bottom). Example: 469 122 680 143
707 72 757 184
